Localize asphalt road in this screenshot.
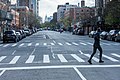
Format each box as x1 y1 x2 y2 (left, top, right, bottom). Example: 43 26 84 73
0 30 120 80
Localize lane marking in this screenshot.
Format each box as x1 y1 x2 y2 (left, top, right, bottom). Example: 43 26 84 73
103 54 119 62
53 40 56 43
0 70 6 76
111 53 120 58
25 55 35 63
0 56 7 62
71 54 85 62
79 50 84 54
72 42 79 46
84 54 99 62
43 55 50 63
28 43 32 46
80 42 87 45
9 56 20 64
102 43 110 45
12 43 17 47
35 43 39 46
66 42 72 45
50 43 55 45
3 44 9 47
30 48 36 55
43 43 47 46
12 50 16 55
0 65 120 71
58 43 63 46
74 67 87 80
19 43 24 47
57 54 68 62
0 44 3 46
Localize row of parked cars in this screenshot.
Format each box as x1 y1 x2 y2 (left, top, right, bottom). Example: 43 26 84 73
3 28 38 43
89 30 120 42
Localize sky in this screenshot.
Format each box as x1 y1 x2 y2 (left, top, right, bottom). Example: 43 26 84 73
11 0 95 21
39 0 95 21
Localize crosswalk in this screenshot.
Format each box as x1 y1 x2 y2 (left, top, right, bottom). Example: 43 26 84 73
0 53 120 65
0 42 119 48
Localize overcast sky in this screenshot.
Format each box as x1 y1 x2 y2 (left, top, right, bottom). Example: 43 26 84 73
11 0 95 21
39 0 95 20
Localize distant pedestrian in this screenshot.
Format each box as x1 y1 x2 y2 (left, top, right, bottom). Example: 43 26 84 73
88 28 104 64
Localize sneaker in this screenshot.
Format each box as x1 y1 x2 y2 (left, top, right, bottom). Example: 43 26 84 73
99 60 104 63
88 60 92 64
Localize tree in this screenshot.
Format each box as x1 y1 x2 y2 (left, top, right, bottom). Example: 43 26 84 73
104 0 120 25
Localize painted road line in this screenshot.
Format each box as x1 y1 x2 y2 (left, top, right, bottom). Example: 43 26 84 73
57 54 68 62
53 40 56 43
80 42 87 45
12 43 17 47
43 55 50 63
58 43 63 46
12 50 16 55
66 42 72 45
74 67 87 80
79 50 84 54
19 43 24 47
35 43 39 46
111 53 120 58
3 44 9 47
50 43 55 45
28 43 32 46
0 56 6 62
72 42 79 46
30 48 36 55
9 56 20 64
0 44 3 46
43 43 47 46
1 65 120 71
0 70 6 76
103 54 119 62
84 54 99 62
71 54 85 62
25 55 35 63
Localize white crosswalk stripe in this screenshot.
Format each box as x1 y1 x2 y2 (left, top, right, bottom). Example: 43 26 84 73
66 42 72 45
43 55 50 63
72 42 79 46
19 43 24 47
58 43 63 46
43 43 47 46
3 44 10 47
12 43 17 47
25 55 35 63
35 43 39 46
71 54 85 62
111 53 120 58
83 54 99 62
50 43 55 45
57 54 68 62
9 56 20 64
103 54 119 62
0 44 3 46
28 43 32 46
0 56 6 62
80 42 87 45
102 43 111 45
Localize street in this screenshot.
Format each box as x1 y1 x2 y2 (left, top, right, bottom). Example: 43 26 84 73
0 30 120 80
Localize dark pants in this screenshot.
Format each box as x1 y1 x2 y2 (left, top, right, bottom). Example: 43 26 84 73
89 44 103 61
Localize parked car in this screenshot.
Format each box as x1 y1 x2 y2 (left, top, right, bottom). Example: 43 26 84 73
100 31 108 40
107 30 119 41
16 31 22 41
24 29 31 36
3 30 19 43
114 31 120 42
89 31 96 38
